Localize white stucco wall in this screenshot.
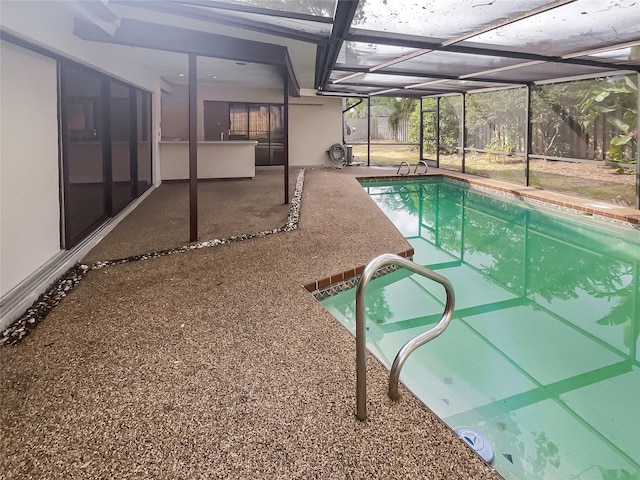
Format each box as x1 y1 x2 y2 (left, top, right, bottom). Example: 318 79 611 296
0 2 163 323
161 85 343 167
0 1 158 92
0 41 61 296
290 96 343 167
0 1 164 180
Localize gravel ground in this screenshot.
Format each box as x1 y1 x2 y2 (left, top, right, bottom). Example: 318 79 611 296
0 167 501 480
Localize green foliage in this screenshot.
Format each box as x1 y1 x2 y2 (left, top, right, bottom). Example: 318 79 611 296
345 98 368 118
408 96 464 156
531 82 592 157
409 107 421 151
346 75 637 173
439 96 463 154
484 136 520 154
580 75 638 165
466 88 526 153
386 98 417 140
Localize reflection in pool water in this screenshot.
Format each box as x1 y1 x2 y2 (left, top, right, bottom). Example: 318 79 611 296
322 179 640 480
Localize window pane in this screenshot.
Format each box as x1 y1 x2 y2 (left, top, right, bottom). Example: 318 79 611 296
61 65 107 247
197 9 331 35
530 78 637 206
110 81 133 214
249 104 269 165
270 105 284 166
472 1 639 57
137 90 152 194
337 42 417 68
422 110 438 160
209 0 336 18
230 103 248 138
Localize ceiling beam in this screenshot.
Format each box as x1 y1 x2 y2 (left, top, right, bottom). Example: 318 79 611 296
334 79 517 94
114 1 327 45
73 17 300 96
333 66 527 86
317 0 360 89
280 49 300 98
321 86 429 98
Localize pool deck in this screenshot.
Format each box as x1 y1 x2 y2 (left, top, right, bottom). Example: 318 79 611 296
2 166 638 479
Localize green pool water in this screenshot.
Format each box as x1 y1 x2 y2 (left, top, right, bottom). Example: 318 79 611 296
321 178 640 480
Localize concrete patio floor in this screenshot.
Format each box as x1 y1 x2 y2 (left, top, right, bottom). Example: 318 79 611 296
3 165 638 479
1 166 502 479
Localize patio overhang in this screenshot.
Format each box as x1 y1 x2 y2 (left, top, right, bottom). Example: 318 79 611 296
74 12 301 241
73 17 300 97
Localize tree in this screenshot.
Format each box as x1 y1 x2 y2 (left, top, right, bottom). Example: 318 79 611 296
385 98 417 141
466 87 526 153
344 97 368 119
531 81 593 158
581 74 638 167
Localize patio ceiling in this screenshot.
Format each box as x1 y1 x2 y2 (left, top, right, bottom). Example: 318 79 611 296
107 0 640 98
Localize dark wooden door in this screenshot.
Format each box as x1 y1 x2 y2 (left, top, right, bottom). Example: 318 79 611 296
203 101 230 141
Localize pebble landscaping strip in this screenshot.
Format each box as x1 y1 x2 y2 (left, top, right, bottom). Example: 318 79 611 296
284 167 304 232
0 265 90 346
1 169 306 346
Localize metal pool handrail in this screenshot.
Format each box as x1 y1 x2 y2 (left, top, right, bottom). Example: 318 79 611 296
355 253 455 421
396 161 411 175
414 160 428 175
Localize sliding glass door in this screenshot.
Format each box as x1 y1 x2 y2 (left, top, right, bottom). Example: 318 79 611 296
269 105 284 165
212 102 284 166
109 81 134 215
249 104 269 165
60 65 108 248
60 63 152 248
137 91 152 194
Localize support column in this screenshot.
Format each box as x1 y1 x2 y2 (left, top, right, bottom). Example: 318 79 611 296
461 93 466 173
436 97 441 168
367 97 371 167
525 84 533 187
284 75 289 204
636 73 639 209
419 97 424 161
189 53 198 242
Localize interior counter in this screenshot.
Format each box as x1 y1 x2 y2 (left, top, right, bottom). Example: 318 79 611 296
160 141 257 180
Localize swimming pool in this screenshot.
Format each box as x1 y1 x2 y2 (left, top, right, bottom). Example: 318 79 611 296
321 178 640 480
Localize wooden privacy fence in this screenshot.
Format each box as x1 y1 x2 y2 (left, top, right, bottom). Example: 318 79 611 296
466 109 629 161
230 108 283 137
345 117 412 143
345 107 632 162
